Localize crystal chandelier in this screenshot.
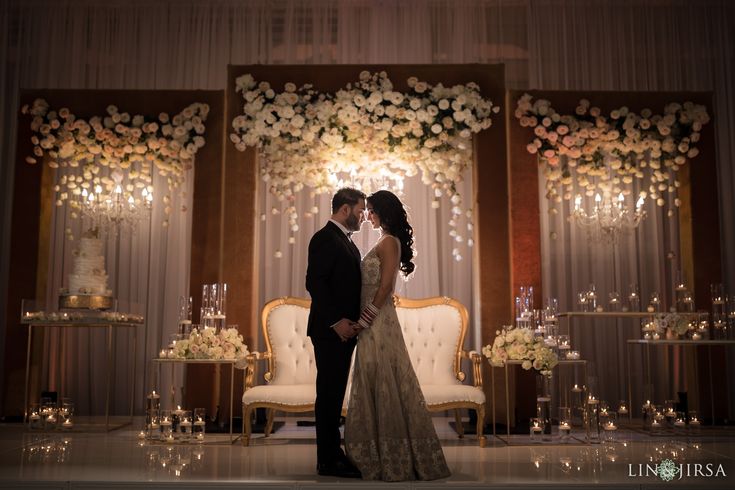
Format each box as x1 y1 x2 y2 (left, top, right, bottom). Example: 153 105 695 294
78 182 153 233
569 192 647 243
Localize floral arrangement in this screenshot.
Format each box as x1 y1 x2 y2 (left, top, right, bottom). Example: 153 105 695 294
652 313 693 337
231 71 499 259
482 326 559 377
171 327 249 360
22 99 209 228
514 94 710 210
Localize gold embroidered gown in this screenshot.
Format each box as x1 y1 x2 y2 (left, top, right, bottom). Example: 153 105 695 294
344 242 451 481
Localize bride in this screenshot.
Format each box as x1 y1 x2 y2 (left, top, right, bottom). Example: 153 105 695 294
344 190 451 481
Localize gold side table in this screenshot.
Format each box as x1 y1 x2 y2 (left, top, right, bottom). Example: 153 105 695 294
490 359 589 444
22 315 142 431
152 358 239 444
626 339 735 426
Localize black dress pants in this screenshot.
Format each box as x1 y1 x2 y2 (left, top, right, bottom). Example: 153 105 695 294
311 336 356 465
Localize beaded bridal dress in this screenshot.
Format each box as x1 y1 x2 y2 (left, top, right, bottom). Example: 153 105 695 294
344 237 450 482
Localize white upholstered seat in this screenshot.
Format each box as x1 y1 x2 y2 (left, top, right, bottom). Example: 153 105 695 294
240 296 486 446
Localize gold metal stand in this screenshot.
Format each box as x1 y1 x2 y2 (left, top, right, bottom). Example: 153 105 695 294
491 359 588 444
22 317 140 431
152 358 239 444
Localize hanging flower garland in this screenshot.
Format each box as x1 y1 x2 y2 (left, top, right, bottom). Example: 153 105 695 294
22 99 209 230
514 94 709 212
230 71 499 260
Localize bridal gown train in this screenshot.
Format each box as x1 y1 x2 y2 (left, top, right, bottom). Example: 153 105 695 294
344 241 451 481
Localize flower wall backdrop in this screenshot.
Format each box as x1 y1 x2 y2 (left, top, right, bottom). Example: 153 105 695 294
22 99 209 234
231 71 499 260
514 94 710 216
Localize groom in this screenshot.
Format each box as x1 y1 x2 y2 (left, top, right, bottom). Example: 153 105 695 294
306 187 365 478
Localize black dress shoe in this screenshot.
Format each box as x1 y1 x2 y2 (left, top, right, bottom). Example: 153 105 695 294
317 459 362 478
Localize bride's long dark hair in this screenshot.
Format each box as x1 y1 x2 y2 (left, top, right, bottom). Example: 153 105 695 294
367 190 415 277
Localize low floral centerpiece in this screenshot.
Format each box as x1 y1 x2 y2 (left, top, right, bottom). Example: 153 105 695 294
171 327 249 360
652 313 693 339
482 326 559 377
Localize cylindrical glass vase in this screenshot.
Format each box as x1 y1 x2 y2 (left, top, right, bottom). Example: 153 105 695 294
536 374 552 441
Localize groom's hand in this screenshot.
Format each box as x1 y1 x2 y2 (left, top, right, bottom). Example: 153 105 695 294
333 318 357 341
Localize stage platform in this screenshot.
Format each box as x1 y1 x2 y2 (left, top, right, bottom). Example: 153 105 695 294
0 417 734 489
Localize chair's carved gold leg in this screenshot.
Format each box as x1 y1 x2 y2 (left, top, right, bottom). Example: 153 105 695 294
242 404 252 446
477 405 486 447
265 408 275 437
454 409 464 438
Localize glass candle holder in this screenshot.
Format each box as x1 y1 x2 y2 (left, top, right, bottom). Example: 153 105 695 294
536 375 552 441
608 292 621 311
664 400 676 427
617 400 629 416
688 410 701 436
651 406 665 435
146 409 160 440
586 284 597 311
602 411 618 442
642 400 653 428
648 292 661 312
178 295 193 335
41 399 58 431
160 410 174 442
178 410 192 443
577 292 588 312
557 334 571 351
674 411 687 436
28 403 43 431
60 401 74 430
146 391 161 413
558 407 572 442
628 284 640 311
586 396 600 443
529 417 543 442
193 408 206 443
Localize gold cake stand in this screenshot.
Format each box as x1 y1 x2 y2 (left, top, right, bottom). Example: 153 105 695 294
59 294 113 310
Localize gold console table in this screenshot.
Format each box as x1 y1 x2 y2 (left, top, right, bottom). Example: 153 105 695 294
21 310 143 431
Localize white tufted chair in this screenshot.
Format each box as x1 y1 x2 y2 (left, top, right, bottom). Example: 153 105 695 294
241 296 486 446
394 296 486 447
240 297 316 445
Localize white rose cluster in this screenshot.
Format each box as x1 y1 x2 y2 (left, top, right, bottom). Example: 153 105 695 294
22 99 209 226
482 326 558 377
515 94 709 207
171 327 249 360
231 71 498 256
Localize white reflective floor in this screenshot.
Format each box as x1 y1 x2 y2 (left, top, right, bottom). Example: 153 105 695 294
1 417 734 489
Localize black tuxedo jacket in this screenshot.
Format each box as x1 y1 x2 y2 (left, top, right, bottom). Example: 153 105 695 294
305 221 362 339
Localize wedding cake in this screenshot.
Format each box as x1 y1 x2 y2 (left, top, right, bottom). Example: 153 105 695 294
60 229 112 309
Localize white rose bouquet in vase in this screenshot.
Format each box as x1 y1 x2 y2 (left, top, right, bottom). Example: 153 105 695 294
172 326 249 360
482 326 558 377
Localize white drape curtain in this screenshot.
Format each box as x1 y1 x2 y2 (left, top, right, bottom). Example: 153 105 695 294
528 0 735 418
257 172 476 352
0 0 732 415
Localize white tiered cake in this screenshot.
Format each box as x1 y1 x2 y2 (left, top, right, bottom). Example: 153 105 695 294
60 229 112 309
